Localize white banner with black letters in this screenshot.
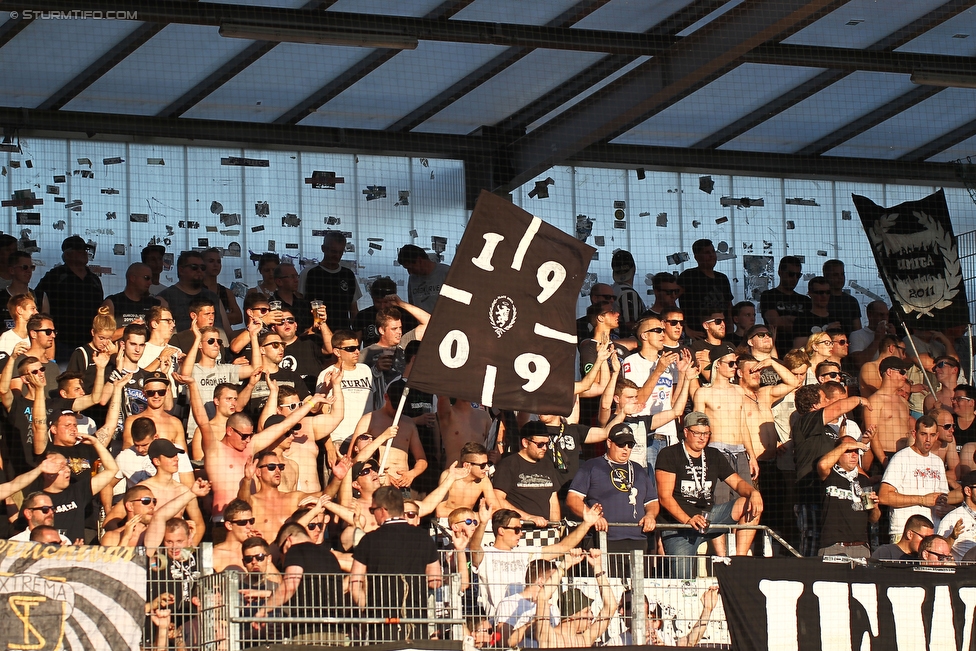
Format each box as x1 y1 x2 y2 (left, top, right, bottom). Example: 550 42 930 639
409 190 595 416
716 557 976 651
0 542 145 651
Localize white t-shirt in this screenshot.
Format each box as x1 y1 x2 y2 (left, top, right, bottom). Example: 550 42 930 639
476 547 538 617
881 446 949 536
621 350 677 443
939 504 976 560
113 447 192 497
320 363 376 445
849 327 875 355
0 329 27 356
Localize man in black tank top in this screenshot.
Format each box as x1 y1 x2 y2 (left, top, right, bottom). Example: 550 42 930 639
103 263 161 326
953 385 976 450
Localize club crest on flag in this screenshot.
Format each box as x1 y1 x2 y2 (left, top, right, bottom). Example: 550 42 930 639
489 296 517 337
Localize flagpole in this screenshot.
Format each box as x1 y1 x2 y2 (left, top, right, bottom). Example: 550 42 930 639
969 323 974 386
900 321 938 398
379 386 410 477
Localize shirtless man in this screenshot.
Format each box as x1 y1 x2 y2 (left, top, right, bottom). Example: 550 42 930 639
260 372 344 493
190 383 239 460
239 449 318 542
928 408 960 487
435 442 498 517
122 372 187 452
99 485 158 547
924 356 962 413
137 439 205 544
352 379 427 490
437 397 491 467
859 335 906 397
867 357 915 467
694 344 761 481
212 499 262 572
183 373 326 520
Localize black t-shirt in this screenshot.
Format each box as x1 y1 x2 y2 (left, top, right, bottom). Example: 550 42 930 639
46 442 98 480
47 478 93 541
303 265 359 331
676 268 733 331
491 453 559 519
827 293 862 335
655 444 735 521
34 265 104 362
759 288 812 354
793 408 838 503
284 541 343 609
791 311 835 344
243 368 309 417
545 422 588 487
106 291 160 327
5 391 74 473
279 337 331 393
820 468 872 548
955 416 976 450
353 520 438 612
353 306 419 348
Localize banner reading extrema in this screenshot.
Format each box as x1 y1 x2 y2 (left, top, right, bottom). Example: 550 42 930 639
0 542 146 651
853 189 969 330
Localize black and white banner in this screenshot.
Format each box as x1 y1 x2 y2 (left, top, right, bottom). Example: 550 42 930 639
0 542 146 651
716 557 976 651
853 189 969 330
409 190 595 416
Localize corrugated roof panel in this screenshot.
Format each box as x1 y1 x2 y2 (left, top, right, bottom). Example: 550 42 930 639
576 0 700 32
298 41 506 129
784 0 951 48
63 24 255 116
612 63 825 148
329 0 450 17
412 48 605 135
0 17 140 108
183 43 375 123
896 7 976 55
720 71 915 154
826 86 976 159
454 0 586 25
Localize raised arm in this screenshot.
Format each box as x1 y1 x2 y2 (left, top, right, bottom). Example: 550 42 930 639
71 349 109 412
87 433 121 495
144 479 211 549
180 323 204 378
0 340 29 410
392 295 430 340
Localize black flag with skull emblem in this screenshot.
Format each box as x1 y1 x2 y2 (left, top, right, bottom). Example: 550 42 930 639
408 190 595 416
853 189 969 330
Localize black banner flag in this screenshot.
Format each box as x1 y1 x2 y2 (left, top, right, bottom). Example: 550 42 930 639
853 189 969 330
717 557 976 651
409 190 595 416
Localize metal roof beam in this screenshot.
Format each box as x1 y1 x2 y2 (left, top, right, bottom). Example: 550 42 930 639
502 0 848 192
692 0 972 149
901 119 976 163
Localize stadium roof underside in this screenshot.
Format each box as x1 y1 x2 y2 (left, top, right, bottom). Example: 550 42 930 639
3 0 976 207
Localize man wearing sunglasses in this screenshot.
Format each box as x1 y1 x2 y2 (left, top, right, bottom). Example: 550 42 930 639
157 251 231 334
10 486 71 544
212 499 261 573
865 357 915 468
435 442 498 518
919 534 956 567
690 311 727 383
646 272 682 319
239 449 319 542
40 437 120 542
20 313 61 393
273 307 333 394
492 423 562 527
567 423 657 554
128 439 205 544
122 372 189 459
243 331 310 418
321 331 378 450
923 356 963 414
99 485 159 546
656 412 763 578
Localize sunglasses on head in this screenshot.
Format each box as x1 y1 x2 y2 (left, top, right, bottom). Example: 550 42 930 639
259 463 286 471
130 496 157 506
337 345 360 353
242 553 268 563
144 389 167 398
229 517 256 526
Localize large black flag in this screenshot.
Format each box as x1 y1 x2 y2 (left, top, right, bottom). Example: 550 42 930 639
717 557 976 651
853 189 968 329
409 191 595 416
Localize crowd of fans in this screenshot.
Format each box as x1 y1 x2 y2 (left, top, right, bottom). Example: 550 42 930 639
0 231 971 648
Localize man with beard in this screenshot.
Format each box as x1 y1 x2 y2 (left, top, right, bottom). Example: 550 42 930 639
240 449 319 542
